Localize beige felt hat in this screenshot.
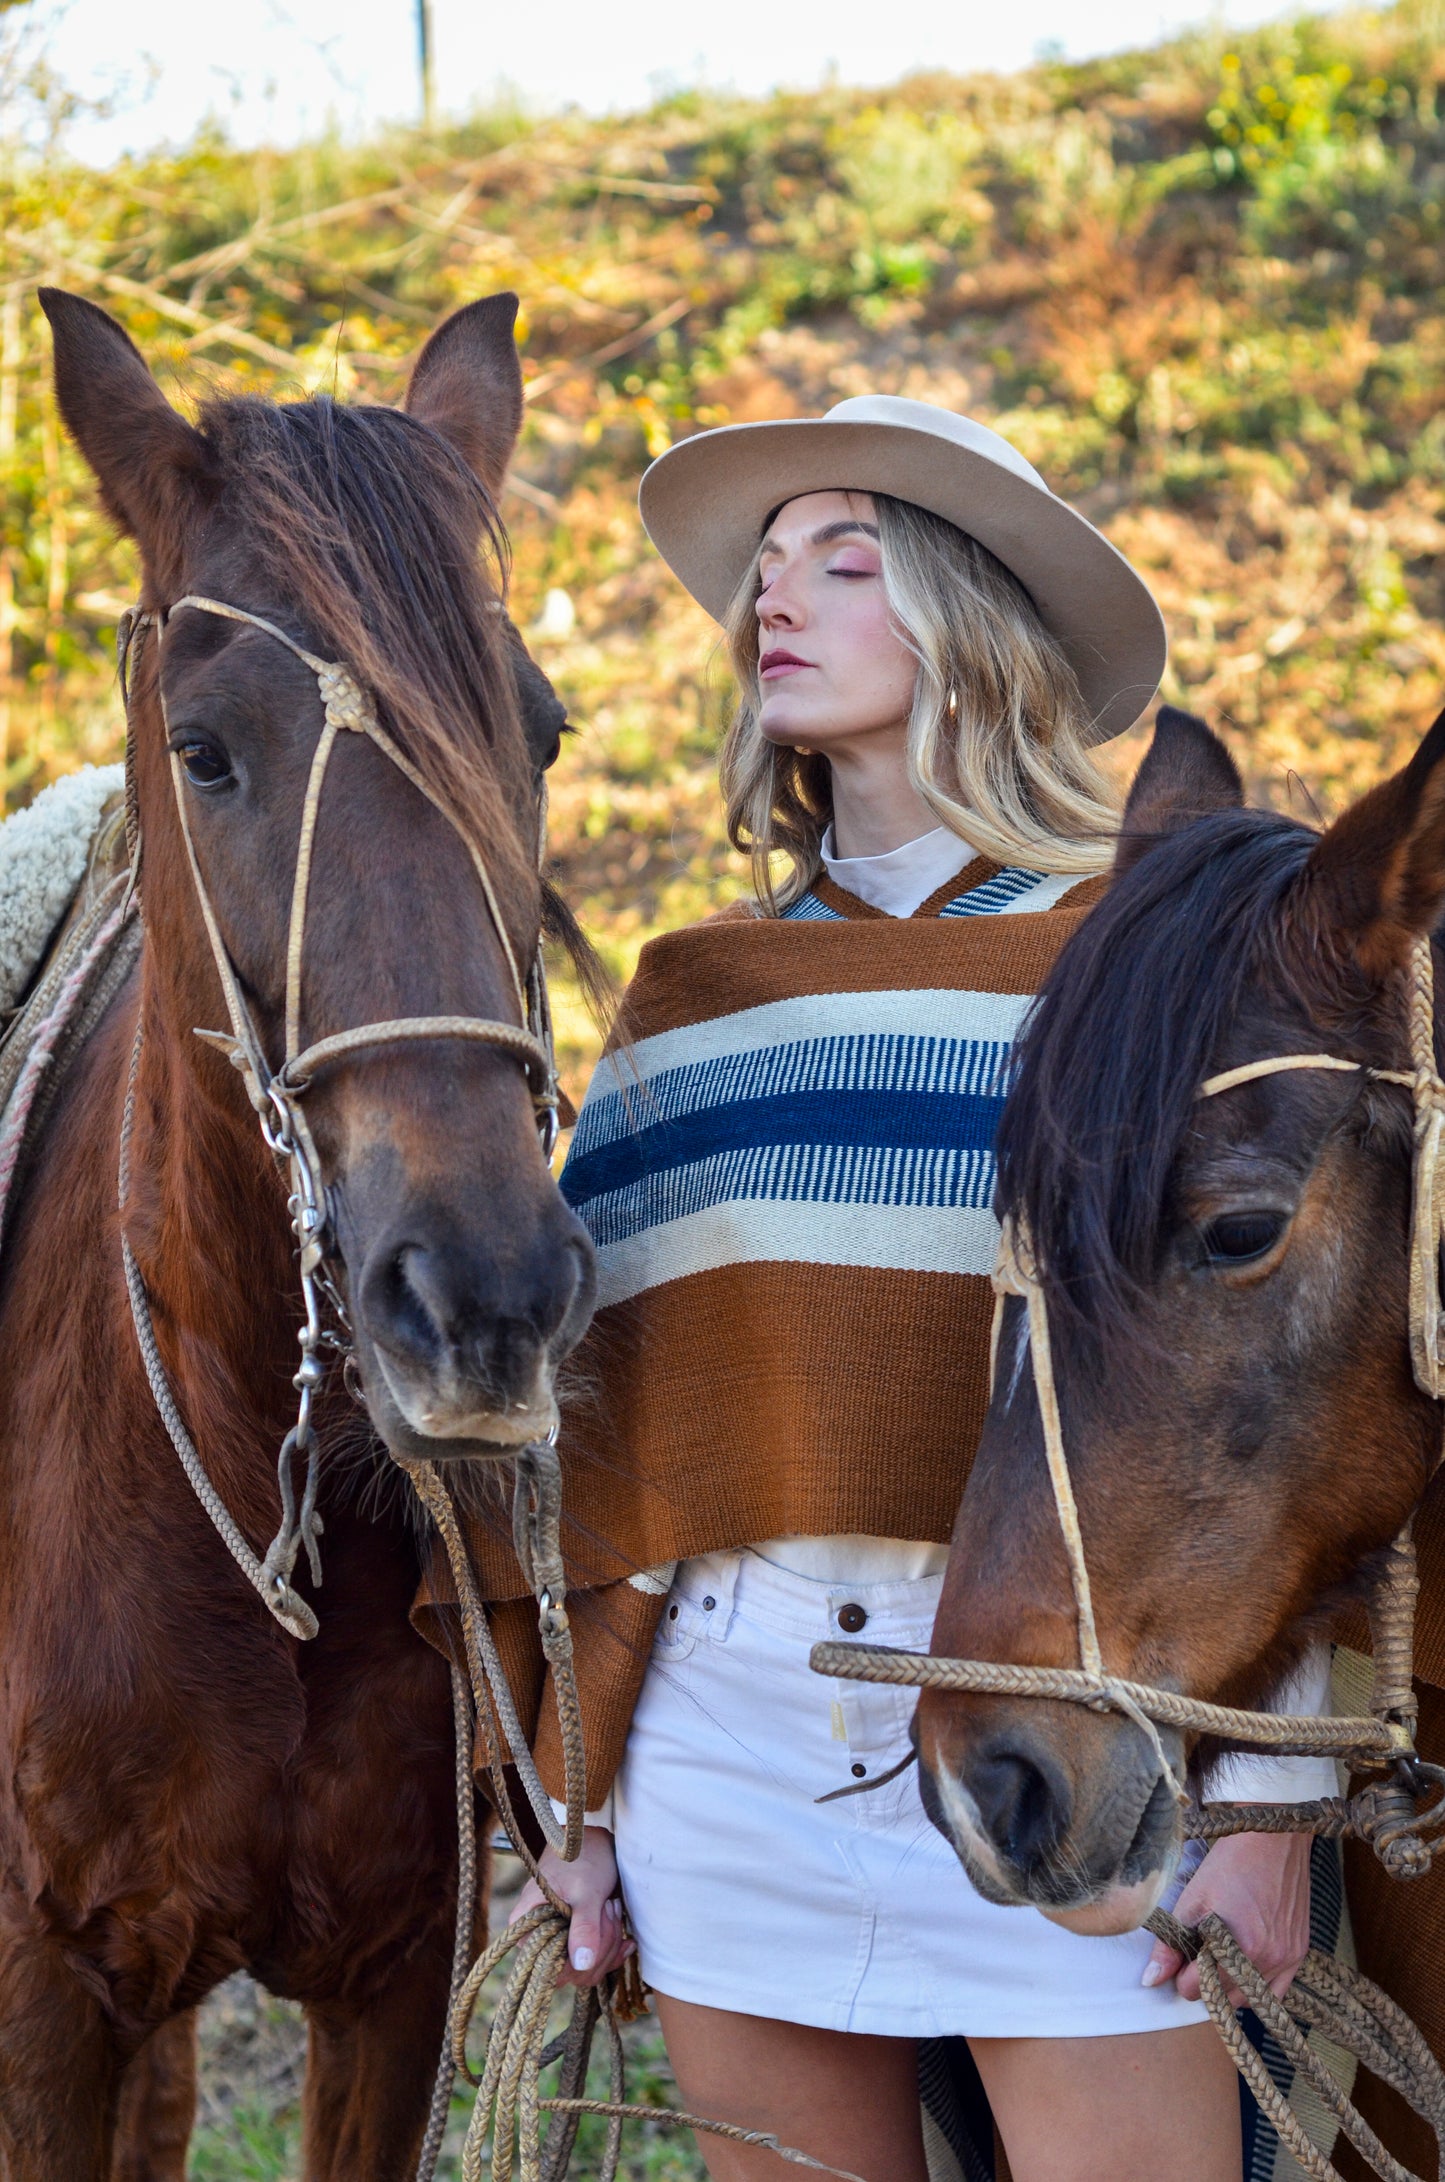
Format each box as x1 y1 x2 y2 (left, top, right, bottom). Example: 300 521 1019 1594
639 394 1166 743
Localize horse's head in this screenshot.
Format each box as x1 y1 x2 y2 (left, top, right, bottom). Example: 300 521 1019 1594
918 703 1445 1930
42 287 596 1458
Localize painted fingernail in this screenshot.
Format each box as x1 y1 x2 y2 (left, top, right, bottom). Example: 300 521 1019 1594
1141 1960 1164 1987
572 1946 595 1971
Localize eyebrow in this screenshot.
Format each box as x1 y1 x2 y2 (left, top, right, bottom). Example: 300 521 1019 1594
758 518 881 560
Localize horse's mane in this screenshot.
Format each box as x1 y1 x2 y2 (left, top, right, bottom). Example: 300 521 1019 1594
197 392 533 901
995 808 1320 1324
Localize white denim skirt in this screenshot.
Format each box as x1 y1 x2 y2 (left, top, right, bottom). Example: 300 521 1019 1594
611 1549 1211 2039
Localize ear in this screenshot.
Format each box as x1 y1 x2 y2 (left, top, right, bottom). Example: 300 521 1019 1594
39 289 213 564
1114 705 1245 877
404 293 524 497
1304 704 1445 978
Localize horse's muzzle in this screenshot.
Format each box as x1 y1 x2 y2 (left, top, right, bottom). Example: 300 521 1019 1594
349 1197 596 1457
916 1695 1182 1931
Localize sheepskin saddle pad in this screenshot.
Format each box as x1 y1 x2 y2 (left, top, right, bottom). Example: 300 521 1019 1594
0 764 139 1184
0 764 125 1017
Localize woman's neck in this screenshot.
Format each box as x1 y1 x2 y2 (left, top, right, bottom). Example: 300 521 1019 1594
824 735 940 859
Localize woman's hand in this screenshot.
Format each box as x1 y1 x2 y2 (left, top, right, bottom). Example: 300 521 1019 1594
1143 1831 1311 2004
509 1826 635 1991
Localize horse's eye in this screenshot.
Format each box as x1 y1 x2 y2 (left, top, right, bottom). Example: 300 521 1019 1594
1199 1212 1287 1264
178 740 232 789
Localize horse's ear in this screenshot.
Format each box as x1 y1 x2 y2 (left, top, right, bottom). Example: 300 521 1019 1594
1305 704 1445 979
404 293 523 497
39 289 212 565
1114 706 1245 876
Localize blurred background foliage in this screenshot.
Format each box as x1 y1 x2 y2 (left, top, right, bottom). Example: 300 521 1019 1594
3 0 1445 1095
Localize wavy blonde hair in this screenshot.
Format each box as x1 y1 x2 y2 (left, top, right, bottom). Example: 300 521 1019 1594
718 491 1123 912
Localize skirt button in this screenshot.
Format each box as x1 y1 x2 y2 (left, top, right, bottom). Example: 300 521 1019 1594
837 1602 868 1633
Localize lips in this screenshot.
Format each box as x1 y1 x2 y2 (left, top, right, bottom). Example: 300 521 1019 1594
760 649 813 678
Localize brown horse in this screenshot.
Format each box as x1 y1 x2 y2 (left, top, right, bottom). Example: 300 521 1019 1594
916 705 1445 2150
0 289 595 2177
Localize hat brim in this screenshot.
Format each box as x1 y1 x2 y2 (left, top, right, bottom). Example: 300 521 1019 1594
639 417 1165 744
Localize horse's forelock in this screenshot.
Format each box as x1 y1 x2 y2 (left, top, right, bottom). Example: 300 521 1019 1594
194 391 533 904
995 808 1320 1326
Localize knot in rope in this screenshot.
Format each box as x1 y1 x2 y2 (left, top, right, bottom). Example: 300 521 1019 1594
1351 1765 1445 1881
313 659 378 735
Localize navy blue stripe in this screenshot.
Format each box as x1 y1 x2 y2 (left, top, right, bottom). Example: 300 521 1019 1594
561 1087 1004 1211
570 1035 1011 1159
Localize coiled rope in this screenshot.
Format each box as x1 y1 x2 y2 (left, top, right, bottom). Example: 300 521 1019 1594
407 1442 874 2182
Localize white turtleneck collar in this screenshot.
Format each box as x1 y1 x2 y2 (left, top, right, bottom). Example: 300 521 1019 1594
820 823 974 918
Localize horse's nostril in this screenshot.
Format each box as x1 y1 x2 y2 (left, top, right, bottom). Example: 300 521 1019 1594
384 1245 446 1362
973 1744 1070 1872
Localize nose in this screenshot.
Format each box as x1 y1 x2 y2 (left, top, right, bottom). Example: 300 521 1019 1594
969 1732 1072 1877
757 574 800 633
357 1196 592 1436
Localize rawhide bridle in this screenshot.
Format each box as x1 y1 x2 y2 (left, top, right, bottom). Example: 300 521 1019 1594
814 932 1445 1879
115 594 560 1641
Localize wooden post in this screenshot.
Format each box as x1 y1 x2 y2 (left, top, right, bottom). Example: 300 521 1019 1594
416 0 435 130
0 287 20 799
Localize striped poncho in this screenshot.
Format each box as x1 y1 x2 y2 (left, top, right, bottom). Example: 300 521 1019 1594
425 856 1107 1803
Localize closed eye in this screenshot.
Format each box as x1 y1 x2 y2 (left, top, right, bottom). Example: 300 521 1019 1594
1198 1211 1288 1264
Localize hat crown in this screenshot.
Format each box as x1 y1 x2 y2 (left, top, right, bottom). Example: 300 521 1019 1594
822 395 1048 495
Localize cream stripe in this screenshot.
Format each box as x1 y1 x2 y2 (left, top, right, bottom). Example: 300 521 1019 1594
594 1198 1000 1308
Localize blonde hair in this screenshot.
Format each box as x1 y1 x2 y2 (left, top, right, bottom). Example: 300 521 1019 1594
718 491 1122 912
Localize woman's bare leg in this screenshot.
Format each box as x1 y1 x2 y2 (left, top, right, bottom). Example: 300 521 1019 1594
655 1998 1239 2182
970 2021 1240 2182
653 1992 929 2182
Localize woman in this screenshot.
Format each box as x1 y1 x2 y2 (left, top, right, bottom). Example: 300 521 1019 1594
496 396 1335 2181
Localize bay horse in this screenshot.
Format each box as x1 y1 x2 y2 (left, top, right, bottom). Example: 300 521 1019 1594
915 705 1445 2160
0 288 596 2177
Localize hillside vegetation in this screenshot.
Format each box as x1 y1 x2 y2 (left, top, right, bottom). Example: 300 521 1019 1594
4 2 1445 1089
